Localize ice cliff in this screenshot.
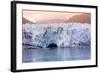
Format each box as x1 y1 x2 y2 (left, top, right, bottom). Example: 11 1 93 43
22 23 91 48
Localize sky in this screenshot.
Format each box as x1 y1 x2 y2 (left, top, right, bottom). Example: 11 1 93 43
23 10 83 23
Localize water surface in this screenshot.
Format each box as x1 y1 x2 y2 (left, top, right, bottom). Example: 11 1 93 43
22 46 90 63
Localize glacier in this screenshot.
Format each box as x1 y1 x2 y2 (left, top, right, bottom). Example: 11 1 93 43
22 23 91 49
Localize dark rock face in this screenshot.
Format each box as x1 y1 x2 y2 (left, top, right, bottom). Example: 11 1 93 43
22 17 34 24
67 13 91 24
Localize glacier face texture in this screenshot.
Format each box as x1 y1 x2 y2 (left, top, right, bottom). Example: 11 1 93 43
22 23 91 48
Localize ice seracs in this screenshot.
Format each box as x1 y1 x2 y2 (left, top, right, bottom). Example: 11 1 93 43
22 22 91 48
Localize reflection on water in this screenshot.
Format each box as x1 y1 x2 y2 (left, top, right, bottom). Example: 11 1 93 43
22 46 90 63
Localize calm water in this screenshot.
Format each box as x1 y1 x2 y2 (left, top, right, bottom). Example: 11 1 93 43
22 46 90 63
